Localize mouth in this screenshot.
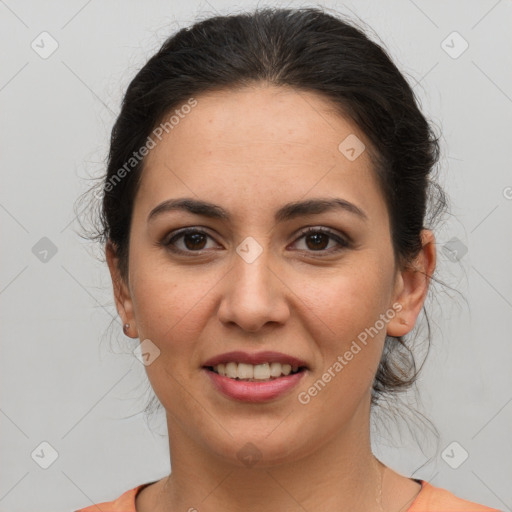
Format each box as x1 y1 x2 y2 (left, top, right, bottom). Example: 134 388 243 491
204 362 307 382
202 350 309 381
201 351 309 402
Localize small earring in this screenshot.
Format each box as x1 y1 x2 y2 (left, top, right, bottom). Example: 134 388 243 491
400 318 409 326
123 323 130 334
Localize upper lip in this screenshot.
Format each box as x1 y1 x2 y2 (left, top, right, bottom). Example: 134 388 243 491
202 351 308 369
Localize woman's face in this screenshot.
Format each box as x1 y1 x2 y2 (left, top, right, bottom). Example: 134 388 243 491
108 84 428 466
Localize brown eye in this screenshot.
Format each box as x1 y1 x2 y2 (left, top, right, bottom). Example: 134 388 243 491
163 228 218 254
161 226 349 256
182 232 208 250
304 232 330 250
293 227 349 254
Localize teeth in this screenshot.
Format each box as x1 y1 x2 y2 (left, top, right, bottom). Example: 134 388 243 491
213 362 301 380
270 362 282 377
225 362 237 379
253 363 270 380
237 363 254 379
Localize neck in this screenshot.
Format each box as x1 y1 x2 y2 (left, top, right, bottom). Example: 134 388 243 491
156 403 387 512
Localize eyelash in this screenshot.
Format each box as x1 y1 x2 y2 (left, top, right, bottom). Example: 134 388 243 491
161 226 350 256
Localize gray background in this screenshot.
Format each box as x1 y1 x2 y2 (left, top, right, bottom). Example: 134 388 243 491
1 1 511 511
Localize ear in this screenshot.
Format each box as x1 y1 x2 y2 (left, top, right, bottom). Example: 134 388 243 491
105 240 137 337
387 229 437 337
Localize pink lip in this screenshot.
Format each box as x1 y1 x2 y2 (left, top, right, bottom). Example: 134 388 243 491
204 367 307 402
202 350 308 368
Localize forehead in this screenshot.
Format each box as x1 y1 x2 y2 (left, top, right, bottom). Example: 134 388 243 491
136 85 388 227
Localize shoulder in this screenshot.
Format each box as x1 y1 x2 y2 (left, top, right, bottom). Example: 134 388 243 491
408 480 501 512
74 482 154 512
73 479 501 512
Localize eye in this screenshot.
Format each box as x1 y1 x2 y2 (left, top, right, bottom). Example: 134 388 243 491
162 228 219 254
161 226 350 256
291 227 350 254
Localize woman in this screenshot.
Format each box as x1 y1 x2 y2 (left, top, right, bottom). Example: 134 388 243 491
76 7 499 512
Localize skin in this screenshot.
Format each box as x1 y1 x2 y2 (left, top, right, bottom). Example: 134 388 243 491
106 84 436 512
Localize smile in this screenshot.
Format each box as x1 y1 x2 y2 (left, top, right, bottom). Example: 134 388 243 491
208 362 304 381
202 350 309 402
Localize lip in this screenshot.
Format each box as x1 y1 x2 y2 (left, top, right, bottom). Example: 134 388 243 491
203 367 307 402
202 350 309 368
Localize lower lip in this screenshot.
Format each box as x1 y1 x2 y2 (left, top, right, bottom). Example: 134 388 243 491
203 368 306 402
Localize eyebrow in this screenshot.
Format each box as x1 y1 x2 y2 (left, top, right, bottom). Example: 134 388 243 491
147 197 368 223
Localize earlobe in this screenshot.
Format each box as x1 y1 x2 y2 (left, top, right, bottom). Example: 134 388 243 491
387 230 436 337
105 240 137 337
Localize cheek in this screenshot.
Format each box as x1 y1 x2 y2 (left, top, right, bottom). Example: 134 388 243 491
296 262 391 342
295 278 387 420
128 264 215 401
294 261 392 405
129 248 205 330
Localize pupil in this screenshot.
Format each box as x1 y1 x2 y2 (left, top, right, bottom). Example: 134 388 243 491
306 233 328 250
185 233 206 250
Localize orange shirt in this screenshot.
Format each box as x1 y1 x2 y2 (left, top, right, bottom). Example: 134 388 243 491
74 479 501 512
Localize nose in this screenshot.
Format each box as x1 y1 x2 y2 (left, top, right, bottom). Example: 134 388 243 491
217 244 290 332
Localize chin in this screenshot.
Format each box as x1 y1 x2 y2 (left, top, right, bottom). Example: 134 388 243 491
205 427 314 469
